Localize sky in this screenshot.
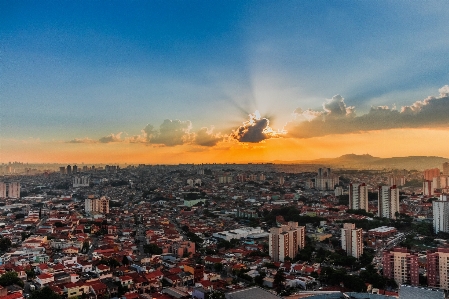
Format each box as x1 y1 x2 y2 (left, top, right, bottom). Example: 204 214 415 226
1 1 449 164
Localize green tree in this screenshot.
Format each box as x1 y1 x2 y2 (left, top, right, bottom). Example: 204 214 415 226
143 243 163 255
29 286 61 299
209 290 225 299
122 255 130 266
213 263 223 273
0 271 24 288
273 270 286 293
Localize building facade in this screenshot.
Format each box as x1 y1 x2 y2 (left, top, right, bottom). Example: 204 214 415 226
269 221 305 262
427 248 449 290
349 183 369 212
341 223 363 258
85 196 109 214
73 176 90 187
382 247 419 286
378 185 400 219
433 197 449 234
315 168 339 191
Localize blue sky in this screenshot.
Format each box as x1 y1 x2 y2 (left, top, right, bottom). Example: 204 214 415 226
2 0 449 143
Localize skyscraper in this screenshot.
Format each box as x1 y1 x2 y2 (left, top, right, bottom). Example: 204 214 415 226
67 165 72 175
378 185 400 219
341 223 363 258
0 182 6 198
424 168 440 181
349 183 369 212
382 247 419 286
269 221 305 262
433 196 449 234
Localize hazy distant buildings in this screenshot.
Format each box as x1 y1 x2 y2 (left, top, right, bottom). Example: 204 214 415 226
218 174 233 184
73 176 90 187
315 168 339 191
423 180 435 196
269 221 305 262
378 185 400 219
66 165 72 175
349 183 368 212
341 223 363 258
443 162 449 176
424 168 440 181
389 176 405 186
0 182 20 199
0 182 6 198
85 196 109 214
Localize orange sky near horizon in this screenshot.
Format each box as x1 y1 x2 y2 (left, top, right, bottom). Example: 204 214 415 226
2 127 448 164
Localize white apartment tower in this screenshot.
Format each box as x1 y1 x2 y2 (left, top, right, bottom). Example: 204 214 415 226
349 183 369 212
315 168 339 191
378 185 400 219
0 182 6 198
1 182 21 199
72 176 90 187
433 195 449 234
269 221 305 262
341 223 364 258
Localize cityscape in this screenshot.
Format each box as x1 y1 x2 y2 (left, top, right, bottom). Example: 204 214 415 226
2 1 449 299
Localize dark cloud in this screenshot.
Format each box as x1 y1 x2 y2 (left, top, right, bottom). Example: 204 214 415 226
286 86 449 138
231 111 283 143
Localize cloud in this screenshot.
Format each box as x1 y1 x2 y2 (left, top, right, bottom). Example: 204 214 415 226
286 86 449 138
231 110 284 143
144 119 192 146
194 127 222 146
98 132 122 143
67 137 97 143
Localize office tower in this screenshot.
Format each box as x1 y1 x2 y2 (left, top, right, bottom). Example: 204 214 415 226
82 166 88 172
349 183 369 212
427 248 449 290
315 168 340 191
269 221 305 262
389 176 405 187
72 176 90 188
341 223 363 258
433 196 449 234
382 247 419 286
443 162 449 176
85 196 110 214
0 182 6 198
8 182 20 199
59 167 65 174
66 165 72 175
378 185 400 219
72 165 78 173
423 180 434 196
424 168 440 181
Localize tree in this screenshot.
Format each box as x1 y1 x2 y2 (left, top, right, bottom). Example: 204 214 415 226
209 290 225 299
122 255 130 266
143 243 163 255
273 270 286 293
0 271 24 288
213 263 223 273
29 286 61 299
0 237 12 252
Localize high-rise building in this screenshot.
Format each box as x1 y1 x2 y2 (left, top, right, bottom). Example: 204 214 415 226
341 223 363 258
389 176 406 187
443 162 449 176
378 185 400 219
67 165 72 175
59 167 65 174
349 183 369 212
433 196 449 234
85 196 109 214
315 168 339 191
72 165 78 173
0 182 6 198
423 180 434 196
382 247 419 286
269 221 305 262
427 248 449 290
8 182 20 199
424 168 440 181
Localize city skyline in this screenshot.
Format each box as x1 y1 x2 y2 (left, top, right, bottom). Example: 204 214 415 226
2 1 449 164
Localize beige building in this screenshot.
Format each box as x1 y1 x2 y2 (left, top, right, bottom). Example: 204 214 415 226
349 183 368 212
85 196 109 214
269 221 305 262
341 223 363 258
428 248 449 290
